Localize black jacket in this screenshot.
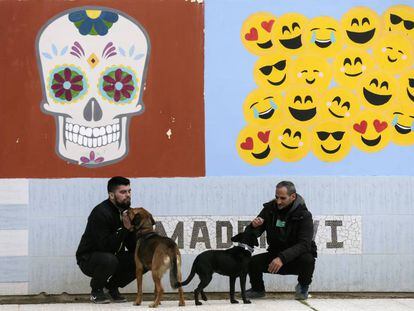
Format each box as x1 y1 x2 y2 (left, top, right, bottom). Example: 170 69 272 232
76 199 136 264
249 194 316 264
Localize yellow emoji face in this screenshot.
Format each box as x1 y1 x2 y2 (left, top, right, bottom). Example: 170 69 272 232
389 103 414 146
373 33 413 74
312 121 351 162
253 53 288 89
241 12 277 56
383 5 414 40
272 123 310 162
284 87 320 125
272 13 308 54
341 6 381 47
397 69 414 104
351 110 391 152
332 48 374 88
320 87 360 121
236 125 275 166
303 16 343 57
242 89 284 126
288 54 332 90
360 70 397 110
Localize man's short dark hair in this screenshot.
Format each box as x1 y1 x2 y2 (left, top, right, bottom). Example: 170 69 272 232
276 181 296 195
107 176 130 193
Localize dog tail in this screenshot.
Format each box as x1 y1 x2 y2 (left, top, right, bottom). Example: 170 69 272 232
170 250 182 289
175 257 197 287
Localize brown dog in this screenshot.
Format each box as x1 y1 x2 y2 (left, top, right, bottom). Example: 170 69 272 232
127 207 185 308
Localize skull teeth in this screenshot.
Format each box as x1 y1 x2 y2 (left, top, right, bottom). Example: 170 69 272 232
64 120 121 147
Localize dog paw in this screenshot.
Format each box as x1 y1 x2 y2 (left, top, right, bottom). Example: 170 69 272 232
231 299 239 304
195 301 203 306
179 302 185 307
201 294 208 301
133 301 141 306
149 302 158 308
243 299 251 304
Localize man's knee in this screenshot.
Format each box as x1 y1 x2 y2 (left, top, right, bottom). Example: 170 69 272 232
296 253 315 268
98 252 119 271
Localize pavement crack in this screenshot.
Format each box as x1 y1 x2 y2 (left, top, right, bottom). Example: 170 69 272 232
298 299 319 311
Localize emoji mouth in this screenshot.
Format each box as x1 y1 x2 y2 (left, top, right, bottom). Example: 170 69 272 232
395 123 411 134
344 71 362 77
289 107 316 121
252 145 271 159
387 56 397 63
315 39 332 48
346 29 375 44
305 78 316 84
257 40 273 49
328 108 345 118
258 107 275 119
267 74 286 86
407 88 414 102
361 135 381 146
281 142 298 149
279 35 302 49
321 144 341 154
363 88 392 105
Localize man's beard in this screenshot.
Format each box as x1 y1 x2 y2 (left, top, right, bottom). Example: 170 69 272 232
115 198 131 211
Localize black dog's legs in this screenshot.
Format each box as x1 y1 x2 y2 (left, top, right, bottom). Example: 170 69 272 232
200 290 208 301
194 273 212 306
240 273 251 304
229 276 239 304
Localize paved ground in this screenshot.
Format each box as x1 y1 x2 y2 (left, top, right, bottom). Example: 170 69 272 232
0 298 413 311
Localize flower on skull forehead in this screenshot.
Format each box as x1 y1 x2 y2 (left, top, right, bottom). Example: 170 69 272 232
51 67 84 102
102 68 136 103
80 151 104 165
69 10 119 36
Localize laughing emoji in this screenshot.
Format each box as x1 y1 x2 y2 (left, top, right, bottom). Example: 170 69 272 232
341 6 381 47
389 103 414 146
237 125 275 166
284 87 320 125
254 53 289 89
272 13 308 54
241 12 277 56
360 70 397 109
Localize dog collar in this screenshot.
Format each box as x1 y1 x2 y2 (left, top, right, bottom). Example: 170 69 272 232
237 243 254 254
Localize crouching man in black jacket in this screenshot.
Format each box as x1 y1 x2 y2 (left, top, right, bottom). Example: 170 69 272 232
76 176 137 304
246 181 317 300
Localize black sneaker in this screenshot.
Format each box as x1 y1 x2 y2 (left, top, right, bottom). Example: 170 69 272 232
107 287 127 303
294 283 309 300
245 288 266 299
90 289 110 304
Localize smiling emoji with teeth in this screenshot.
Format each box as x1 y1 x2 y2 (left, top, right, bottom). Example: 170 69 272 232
272 122 310 162
303 16 343 57
341 6 381 47
284 87 320 126
254 53 289 90
389 103 414 146
397 69 414 104
272 13 308 54
311 121 351 162
243 89 284 126
332 48 374 89
237 125 275 166
360 70 397 110
320 87 360 121
351 110 391 152
241 12 277 56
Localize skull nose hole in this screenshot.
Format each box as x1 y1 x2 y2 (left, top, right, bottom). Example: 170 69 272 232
83 97 103 121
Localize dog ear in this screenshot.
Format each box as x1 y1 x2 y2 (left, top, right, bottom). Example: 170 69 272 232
231 233 242 242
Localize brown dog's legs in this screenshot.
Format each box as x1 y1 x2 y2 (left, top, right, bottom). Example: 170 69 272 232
134 258 144 306
177 253 185 306
149 272 163 308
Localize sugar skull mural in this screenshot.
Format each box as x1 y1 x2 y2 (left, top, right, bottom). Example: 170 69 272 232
36 7 150 167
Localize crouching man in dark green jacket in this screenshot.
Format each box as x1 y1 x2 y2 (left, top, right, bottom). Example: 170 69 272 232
246 181 317 300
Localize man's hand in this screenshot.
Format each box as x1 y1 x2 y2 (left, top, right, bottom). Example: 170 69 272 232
268 257 283 274
122 210 133 231
251 217 264 228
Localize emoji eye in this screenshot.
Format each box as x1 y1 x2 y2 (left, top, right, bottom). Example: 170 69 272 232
292 22 300 30
362 17 370 25
317 131 330 141
293 131 302 139
313 69 320 73
304 95 313 103
351 18 359 26
274 60 286 71
343 58 352 66
283 128 292 136
409 78 414 88
341 101 351 110
354 57 362 65
294 96 302 103
259 65 273 76
380 81 389 89
282 26 290 34
332 96 341 104
332 131 345 141
370 78 379 87
390 14 402 25
405 20 414 30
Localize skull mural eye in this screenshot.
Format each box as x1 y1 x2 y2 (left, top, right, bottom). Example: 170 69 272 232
99 67 138 103
49 66 88 103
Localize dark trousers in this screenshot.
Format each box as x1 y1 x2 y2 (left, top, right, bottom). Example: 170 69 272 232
248 252 315 291
78 251 136 291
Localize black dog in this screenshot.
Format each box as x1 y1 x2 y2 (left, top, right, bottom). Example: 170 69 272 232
177 230 258 305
